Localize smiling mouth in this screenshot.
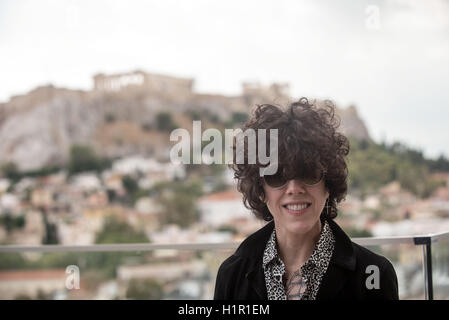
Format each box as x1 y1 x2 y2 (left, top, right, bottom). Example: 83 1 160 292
283 203 311 211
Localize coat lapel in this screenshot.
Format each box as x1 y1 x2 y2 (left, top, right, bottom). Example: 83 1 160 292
245 264 267 299
316 262 350 299
234 221 274 300
317 219 357 300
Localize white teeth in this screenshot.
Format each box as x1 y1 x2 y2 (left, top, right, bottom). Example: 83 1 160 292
285 203 309 211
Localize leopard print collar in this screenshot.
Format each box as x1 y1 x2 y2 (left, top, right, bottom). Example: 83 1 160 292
262 219 335 300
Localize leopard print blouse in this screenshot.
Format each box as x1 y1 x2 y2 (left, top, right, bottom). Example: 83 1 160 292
262 220 335 300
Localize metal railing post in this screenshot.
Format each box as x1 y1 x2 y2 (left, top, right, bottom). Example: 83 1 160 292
425 242 433 300
414 236 433 300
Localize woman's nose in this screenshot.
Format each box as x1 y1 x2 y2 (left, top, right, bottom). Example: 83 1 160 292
285 179 306 194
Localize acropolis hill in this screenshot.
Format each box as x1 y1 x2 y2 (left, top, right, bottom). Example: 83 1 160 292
0 70 370 171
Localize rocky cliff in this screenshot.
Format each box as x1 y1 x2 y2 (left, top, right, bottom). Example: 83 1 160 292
0 71 370 171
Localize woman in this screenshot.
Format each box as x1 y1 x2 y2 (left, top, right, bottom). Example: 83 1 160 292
214 98 398 300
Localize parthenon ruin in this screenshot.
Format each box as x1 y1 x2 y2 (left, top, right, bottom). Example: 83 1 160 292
93 70 194 97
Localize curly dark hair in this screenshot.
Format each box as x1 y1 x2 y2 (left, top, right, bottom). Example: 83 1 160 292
229 97 350 221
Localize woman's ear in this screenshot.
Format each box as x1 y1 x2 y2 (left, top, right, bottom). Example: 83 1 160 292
325 186 330 199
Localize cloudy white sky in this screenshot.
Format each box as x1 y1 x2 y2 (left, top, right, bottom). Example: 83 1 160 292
1 0 448 158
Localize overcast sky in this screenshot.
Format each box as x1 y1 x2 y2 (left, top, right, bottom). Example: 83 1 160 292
1 0 448 159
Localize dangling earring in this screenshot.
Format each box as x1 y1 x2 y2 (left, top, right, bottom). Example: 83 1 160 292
326 198 329 217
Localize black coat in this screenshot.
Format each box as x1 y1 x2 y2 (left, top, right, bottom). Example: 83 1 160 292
214 218 399 300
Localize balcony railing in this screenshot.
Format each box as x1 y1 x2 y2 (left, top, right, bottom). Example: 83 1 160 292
1 230 449 300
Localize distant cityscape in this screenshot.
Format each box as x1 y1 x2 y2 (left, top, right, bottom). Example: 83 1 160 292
1 70 449 300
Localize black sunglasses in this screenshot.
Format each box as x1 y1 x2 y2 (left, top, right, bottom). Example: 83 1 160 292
263 167 326 189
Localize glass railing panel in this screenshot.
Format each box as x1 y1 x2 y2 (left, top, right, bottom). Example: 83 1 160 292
360 243 425 300
432 236 449 300
0 242 438 300
0 248 235 300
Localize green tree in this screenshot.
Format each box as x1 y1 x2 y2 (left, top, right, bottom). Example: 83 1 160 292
0 162 20 181
91 216 150 278
0 252 28 270
217 225 238 235
95 215 149 244
126 278 164 300
0 213 25 233
158 192 200 228
347 137 447 197
344 227 373 238
41 209 59 245
22 165 61 178
68 145 110 175
156 112 177 132
122 175 138 194
152 180 202 228
430 154 449 172
105 112 116 123
231 112 248 125
185 110 201 121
